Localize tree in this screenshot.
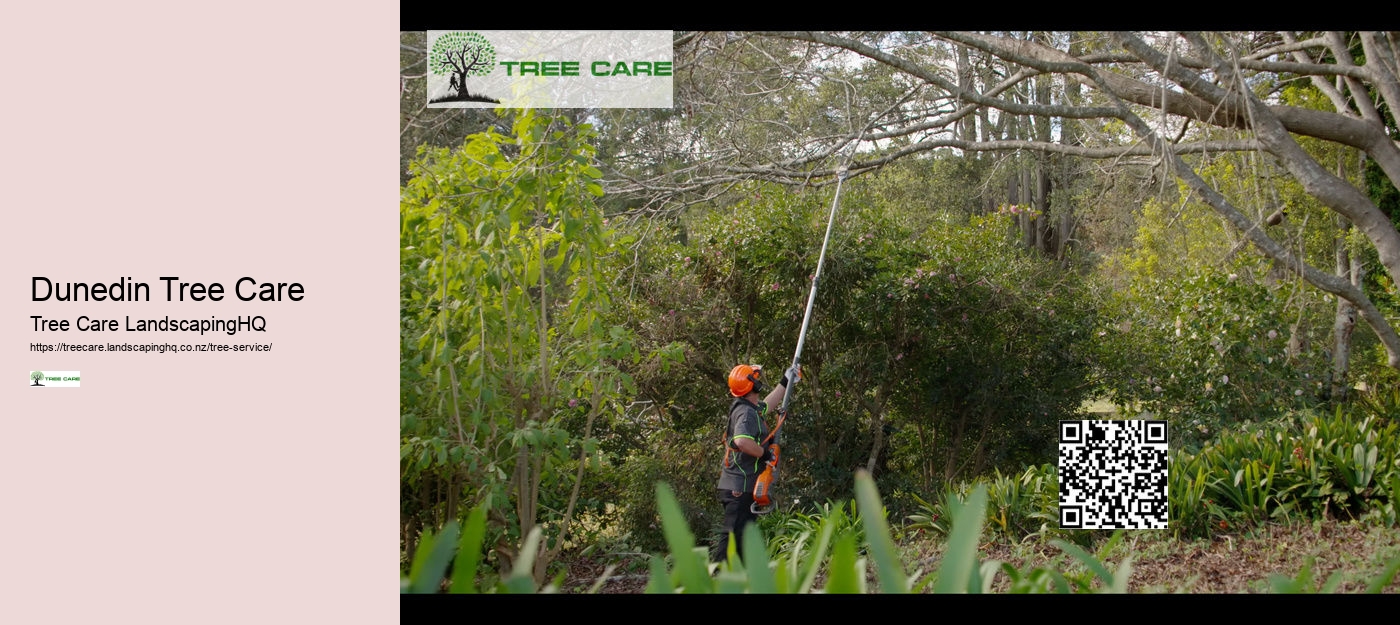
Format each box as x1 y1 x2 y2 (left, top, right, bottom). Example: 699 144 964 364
401 32 504 184
605 31 1400 369
30 371 43 386
400 111 634 583
428 31 497 102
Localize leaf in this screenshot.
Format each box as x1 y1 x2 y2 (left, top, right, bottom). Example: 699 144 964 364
1053 540 1119 592
408 521 459 594
799 515 837 593
853 470 906 593
586 564 618 594
742 525 775 593
933 484 988 593
501 525 542 593
450 500 490 593
644 556 674 594
1366 554 1400 593
655 482 711 593
823 533 860 594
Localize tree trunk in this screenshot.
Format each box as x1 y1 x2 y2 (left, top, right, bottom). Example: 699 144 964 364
1331 216 1357 401
1021 166 1035 248
455 71 469 98
862 377 893 475
957 45 976 142
445 470 459 524
1035 160 1051 255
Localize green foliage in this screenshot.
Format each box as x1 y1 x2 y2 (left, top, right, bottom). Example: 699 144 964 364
428 31 496 77
647 470 1138 594
1266 557 1346 594
908 464 1059 544
1096 267 1331 435
1168 409 1400 536
620 180 1101 519
400 500 561 594
762 499 864 562
400 110 638 579
905 407 1398 544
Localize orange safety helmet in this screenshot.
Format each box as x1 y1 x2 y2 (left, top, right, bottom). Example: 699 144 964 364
728 364 764 397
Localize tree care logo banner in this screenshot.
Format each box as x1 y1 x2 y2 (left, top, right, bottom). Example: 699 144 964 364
29 370 80 388
426 31 673 108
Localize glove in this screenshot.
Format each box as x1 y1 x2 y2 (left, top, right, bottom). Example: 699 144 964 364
759 445 776 466
781 364 802 388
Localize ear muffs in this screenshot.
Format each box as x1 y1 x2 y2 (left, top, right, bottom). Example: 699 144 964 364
748 372 767 396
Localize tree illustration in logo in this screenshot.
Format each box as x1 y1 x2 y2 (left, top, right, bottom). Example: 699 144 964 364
31 371 44 386
429 31 501 104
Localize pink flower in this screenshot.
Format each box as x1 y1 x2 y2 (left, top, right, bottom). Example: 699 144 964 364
568 399 579 408
835 391 842 398
1267 329 1278 340
771 283 781 291
683 256 691 263
896 353 903 360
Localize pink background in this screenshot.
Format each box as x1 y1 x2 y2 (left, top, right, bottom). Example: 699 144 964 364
0 2 398 622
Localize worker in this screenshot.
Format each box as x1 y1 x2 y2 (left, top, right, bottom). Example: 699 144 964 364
712 362 800 562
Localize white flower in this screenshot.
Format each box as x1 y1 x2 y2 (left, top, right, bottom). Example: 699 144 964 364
1222 375 1229 385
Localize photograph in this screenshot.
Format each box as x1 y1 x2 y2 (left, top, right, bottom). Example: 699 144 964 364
397 30 1400 596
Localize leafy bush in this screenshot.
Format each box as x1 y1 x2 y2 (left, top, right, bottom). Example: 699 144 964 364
621 183 1101 516
1169 409 1400 535
1096 269 1331 437
646 470 1136 593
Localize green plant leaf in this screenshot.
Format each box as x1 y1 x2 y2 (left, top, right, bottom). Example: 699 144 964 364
450 500 490 593
501 525 542 593
799 515 837 593
853 470 907 593
933 484 988 593
824 533 860 594
1366 554 1400 593
742 525 776 593
1052 539 1119 592
408 521 460 594
645 556 674 594
655 482 712 593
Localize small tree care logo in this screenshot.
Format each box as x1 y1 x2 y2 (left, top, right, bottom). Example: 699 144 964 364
429 31 501 104
29 370 80 388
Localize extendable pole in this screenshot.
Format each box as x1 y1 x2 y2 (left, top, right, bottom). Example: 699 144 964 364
780 167 848 416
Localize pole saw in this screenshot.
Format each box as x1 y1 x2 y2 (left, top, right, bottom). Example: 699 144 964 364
751 164 851 515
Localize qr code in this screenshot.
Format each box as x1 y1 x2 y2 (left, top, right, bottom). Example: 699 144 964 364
1058 420 1168 529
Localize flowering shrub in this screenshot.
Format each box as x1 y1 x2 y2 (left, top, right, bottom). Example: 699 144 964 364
1094 268 1332 438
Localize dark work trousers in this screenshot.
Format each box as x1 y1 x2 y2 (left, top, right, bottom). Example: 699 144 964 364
712 488 758 563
